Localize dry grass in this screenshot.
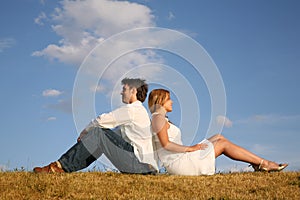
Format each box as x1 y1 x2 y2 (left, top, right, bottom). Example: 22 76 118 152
0 171 299 199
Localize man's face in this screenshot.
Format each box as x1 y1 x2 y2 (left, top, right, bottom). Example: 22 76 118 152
121 84 135 104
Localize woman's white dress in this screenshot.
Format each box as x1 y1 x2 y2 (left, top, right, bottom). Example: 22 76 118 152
154 118 216 175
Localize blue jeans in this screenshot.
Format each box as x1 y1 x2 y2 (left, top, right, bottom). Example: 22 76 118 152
58 127 156 174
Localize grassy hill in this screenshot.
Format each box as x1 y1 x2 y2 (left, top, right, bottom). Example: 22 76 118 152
0 171 299 199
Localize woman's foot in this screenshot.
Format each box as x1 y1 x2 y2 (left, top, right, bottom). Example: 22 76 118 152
252 160 288 172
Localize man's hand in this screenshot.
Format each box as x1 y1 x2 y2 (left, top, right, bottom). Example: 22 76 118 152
77 129 88 142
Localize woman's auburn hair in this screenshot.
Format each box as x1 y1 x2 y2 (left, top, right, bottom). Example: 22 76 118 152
148 89 170 113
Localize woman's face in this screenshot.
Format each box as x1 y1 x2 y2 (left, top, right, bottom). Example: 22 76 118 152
163 95 173 112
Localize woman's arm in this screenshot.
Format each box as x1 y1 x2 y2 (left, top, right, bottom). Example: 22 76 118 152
152 114 207 153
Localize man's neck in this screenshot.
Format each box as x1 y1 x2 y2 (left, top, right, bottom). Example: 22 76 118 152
129 98 138 104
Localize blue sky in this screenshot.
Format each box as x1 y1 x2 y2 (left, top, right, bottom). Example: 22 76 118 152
0 0 299 172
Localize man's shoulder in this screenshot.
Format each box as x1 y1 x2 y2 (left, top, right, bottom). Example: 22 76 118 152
128 101 149 115
118 101 147 113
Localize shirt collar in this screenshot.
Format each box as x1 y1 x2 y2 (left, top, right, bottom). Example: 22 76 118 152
130 100 142 105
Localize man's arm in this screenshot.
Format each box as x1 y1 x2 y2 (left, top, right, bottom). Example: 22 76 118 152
77 105 133 142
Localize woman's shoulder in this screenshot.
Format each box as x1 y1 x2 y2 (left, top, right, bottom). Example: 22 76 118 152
151 112 167 122
151 113 168 132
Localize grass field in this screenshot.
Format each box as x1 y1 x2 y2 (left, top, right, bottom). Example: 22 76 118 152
0 171 299 199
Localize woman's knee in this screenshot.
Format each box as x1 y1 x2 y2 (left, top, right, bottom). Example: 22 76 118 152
209 133 224 141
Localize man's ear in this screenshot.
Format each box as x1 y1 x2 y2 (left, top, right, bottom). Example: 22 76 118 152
131 87 137 95
130 88 138 102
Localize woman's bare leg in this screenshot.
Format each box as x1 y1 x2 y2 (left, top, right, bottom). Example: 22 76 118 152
207 134 283 169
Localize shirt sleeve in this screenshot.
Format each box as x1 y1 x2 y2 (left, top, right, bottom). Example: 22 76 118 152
85 105 134 131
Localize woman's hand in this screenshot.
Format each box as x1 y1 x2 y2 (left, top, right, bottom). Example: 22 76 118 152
186 143 208 152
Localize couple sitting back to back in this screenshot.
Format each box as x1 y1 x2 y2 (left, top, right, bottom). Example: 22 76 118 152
34 78 287 175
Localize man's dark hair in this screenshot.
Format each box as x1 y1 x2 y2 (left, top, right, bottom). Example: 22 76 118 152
121 78 148 102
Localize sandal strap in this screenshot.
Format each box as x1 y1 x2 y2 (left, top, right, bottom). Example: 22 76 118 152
258 159 264 170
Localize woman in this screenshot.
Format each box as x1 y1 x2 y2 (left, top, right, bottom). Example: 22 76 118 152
148 89 288 175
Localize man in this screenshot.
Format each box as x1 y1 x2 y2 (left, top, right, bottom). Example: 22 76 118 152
34 78 158 174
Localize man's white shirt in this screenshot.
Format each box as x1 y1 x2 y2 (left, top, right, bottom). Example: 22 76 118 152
85 101 158 171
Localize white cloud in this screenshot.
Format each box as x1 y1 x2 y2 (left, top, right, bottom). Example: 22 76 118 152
46 117 57 121
42 89 63 97
34 12 47 26
167 11 175 20
216 115 233 128
47 99 72 113
34 0 204 105
32 0 155 65
0 38 16 52
235 114 300 125
39 0 46 5
90 84 107 93
33 0 169 99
